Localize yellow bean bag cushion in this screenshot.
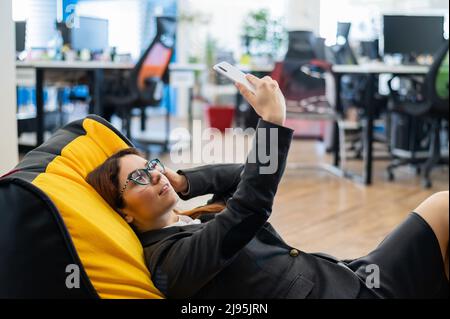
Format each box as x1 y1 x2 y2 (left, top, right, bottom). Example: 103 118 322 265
0 115 163 299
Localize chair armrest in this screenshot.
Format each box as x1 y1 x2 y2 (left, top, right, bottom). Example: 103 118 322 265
301 59 332 79
140 77 164 104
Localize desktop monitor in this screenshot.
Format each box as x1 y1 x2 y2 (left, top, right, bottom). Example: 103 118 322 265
71 16 109 52
383 15 445 56
15 21 26 52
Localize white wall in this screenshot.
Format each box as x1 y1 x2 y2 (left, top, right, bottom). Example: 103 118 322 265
13 0 57 49
180 0 287 63
285 0 321 33
76 0 146 59
0 0 19 174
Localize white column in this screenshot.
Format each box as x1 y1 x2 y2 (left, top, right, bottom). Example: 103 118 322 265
24 0 57 49
174 0 190 118
0 0 19 174
284 0 321 34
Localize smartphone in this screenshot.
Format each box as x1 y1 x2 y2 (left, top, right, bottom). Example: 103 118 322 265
213 62 256 94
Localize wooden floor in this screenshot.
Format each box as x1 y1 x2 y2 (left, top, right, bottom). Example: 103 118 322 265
155 121 449 260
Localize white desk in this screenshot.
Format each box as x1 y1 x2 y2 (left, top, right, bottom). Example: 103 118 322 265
169 63 206 72
15 60 205 148
238 64 275 73
330 62 430 185
16 60 134 70
332 63 429 75
15 61 206 86
16 60 136 147
168 63 206 147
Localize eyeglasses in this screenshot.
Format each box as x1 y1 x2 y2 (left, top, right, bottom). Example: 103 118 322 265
120 159 165 196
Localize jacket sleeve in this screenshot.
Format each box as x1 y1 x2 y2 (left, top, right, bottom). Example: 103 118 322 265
175 163 244 201
147 119 294 298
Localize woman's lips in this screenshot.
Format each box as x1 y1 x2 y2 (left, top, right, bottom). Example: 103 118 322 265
159 183 170 195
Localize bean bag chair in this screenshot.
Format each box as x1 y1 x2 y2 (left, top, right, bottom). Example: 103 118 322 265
0 115 164 299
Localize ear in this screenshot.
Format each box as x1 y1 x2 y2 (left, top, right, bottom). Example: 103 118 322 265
118 206 133 224
124 215 134 224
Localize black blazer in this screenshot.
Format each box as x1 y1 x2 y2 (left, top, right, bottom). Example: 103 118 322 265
139 119 362 299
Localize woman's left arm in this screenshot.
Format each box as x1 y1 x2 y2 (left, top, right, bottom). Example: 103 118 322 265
176 163 244 200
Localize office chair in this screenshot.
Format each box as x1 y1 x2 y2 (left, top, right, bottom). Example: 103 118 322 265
272 33 349 177
386 41 449 188
281 31 325 102
239 31 324 131
101 16 176 152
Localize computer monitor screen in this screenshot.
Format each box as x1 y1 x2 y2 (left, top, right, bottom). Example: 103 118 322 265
383 15 445 56
71 16 109 52
15 21 26 52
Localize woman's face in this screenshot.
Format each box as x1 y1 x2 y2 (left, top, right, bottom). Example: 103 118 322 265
118 154 178 225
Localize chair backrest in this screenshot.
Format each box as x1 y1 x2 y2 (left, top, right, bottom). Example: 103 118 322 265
332 42 358 65
337 22 351 40
313 37 327 60
285 31 318 61
426 40 449 116
280 31 325 101
132 16 177 92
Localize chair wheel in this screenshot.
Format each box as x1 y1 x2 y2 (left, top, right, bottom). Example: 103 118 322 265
415 167 421 176
387 170 395 181
422 179 432 189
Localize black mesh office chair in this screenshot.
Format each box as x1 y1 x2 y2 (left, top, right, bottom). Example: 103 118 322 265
272 32 349 177
281 31 325 101
386 41 449 188
101 16 176 152
240 31 325 130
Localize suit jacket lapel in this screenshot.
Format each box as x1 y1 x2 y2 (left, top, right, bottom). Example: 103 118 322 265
139 223 206 246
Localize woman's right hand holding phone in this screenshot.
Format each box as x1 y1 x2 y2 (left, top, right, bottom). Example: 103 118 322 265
235 74 286 126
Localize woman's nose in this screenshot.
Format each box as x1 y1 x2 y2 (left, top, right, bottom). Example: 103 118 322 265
149 170 162 185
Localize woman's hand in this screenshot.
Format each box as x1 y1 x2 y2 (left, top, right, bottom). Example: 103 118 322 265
163 167 188 193
235 74 286 126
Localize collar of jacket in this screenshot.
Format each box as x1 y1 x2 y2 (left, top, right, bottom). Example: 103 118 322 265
138 222 206 246
138 214 216 246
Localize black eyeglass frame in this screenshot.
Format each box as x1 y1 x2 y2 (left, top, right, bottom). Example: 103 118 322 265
119 159 165 196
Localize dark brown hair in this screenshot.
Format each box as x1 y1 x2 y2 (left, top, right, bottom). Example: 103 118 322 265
86 147 140 214
86 147 225 220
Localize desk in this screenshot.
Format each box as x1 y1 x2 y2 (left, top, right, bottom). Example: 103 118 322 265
16 61 204 150
169 63 206 149
16 60 134 148
238 64 275 73
331 62 429 185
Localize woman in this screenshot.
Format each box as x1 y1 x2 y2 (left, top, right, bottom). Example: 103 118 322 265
87 74 449 299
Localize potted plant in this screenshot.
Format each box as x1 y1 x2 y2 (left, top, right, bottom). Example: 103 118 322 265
240 8 287 64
